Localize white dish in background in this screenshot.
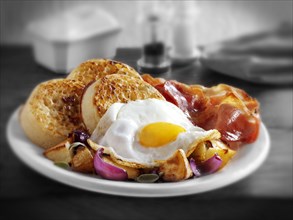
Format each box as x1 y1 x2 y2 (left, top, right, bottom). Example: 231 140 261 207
27 6 121 74
7 107 270 197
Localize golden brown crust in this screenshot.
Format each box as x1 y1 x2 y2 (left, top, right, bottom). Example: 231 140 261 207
67 59 141 86
81 74 165 133
93 75 165 118
20 79 85 149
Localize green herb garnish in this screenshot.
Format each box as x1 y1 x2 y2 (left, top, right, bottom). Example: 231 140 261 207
54 161 70 169
135 173 160 183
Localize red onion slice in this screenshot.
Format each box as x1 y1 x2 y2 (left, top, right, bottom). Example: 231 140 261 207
199 154 222 174
94 148 128 181
189 158 201 177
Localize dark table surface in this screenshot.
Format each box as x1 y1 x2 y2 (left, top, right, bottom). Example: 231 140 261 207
0 46 292 220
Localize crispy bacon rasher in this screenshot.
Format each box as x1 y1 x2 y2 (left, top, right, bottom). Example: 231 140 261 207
142 74 260 149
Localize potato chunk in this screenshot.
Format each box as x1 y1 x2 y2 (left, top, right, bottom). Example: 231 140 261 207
205 140 236 168
71 147 94 173
191 140 236 169
190 142 207 164
43 139 72 163
159 149 192 182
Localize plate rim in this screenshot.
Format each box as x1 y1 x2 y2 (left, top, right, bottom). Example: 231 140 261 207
6 107 270 197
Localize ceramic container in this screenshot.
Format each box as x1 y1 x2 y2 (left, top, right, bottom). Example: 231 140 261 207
28 6 121 73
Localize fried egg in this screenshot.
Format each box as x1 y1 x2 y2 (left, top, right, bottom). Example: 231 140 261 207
91 99 220 167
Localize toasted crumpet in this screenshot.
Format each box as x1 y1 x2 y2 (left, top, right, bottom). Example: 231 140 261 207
20 79 85 149
67 59 141 86
81 74 165 133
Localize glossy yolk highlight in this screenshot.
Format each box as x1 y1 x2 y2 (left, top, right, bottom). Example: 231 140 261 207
138 122 186 147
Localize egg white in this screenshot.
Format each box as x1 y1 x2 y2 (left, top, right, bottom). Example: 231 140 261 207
91 99 217 167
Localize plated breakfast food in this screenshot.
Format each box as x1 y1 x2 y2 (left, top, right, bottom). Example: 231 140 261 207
19 59 261 183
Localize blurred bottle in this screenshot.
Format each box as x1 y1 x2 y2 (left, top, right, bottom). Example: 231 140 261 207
170 1 201 65
137 2 171 75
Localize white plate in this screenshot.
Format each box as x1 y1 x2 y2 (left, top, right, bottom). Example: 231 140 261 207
7 107 270 197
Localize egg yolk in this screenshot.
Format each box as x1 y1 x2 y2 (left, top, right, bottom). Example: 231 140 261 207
138 122 186 147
